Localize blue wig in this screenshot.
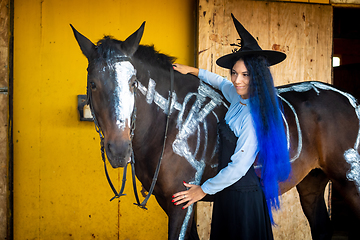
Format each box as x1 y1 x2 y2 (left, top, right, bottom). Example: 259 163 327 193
242 55 291 223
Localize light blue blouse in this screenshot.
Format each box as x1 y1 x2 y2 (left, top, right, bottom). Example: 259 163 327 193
198 69 259 195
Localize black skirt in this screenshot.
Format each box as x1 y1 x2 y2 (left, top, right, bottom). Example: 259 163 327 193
210 120 273 240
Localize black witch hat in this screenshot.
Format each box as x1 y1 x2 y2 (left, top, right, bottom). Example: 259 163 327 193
216 14 286 69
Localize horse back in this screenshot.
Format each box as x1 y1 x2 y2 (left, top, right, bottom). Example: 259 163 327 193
278 81 360 189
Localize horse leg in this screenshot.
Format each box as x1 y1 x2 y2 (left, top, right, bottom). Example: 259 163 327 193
167 206 198 240
296 169 332 240
331 178 360 219
155 194 199 240
189 213 200 240
189 215 200 240
330 177 360 240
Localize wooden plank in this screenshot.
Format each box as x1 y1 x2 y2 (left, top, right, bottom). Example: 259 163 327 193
198 0 332 239
199 0 332 85
0 0 9 239
331 0 360 4
0 0 9 88
0 93 8 240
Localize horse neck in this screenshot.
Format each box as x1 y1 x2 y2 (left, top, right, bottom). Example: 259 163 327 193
132 63 173 150
136 62 173 104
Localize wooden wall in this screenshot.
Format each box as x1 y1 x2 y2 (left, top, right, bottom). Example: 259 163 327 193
197 0 332 239
331 0 360 5
198 0 333 84
0 0 9 239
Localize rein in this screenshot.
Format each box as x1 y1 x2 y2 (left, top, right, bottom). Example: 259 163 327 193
89 63 175 210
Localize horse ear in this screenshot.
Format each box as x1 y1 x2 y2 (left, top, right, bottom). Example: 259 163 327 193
122 21 145 57
70 24 96 60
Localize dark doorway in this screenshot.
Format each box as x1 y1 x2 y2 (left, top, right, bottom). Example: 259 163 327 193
333 7 360 98
332 7 360 240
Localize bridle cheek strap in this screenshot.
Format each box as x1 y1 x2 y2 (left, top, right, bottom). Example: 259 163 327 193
132 66 174 209
91 66 175 209
89 90 128 201
102 138 128 201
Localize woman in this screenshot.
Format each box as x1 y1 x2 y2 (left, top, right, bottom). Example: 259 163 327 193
172 14 291 239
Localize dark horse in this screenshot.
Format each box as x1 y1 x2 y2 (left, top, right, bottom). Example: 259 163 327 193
71 23 360 240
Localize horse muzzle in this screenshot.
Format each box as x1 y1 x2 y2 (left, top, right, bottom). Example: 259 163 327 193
105 139 132 168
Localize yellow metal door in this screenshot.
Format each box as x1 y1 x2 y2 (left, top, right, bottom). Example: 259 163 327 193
13 0 195 239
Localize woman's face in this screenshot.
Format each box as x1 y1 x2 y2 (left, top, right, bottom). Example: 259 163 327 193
231 59 250 99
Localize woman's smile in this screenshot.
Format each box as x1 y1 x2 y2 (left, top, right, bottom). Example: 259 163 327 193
231 59 250 99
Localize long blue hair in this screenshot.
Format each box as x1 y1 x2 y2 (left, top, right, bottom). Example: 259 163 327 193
242 55 291 223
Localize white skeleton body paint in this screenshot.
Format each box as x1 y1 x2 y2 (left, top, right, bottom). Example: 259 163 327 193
277 81 360 193
116 67 360 239
137 79 226 239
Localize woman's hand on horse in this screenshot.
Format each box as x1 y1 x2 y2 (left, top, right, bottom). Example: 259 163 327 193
172 182 206 209
173 64 199 77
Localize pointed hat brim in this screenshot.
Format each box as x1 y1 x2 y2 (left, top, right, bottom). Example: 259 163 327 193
216 14 286 69
216 50 286 69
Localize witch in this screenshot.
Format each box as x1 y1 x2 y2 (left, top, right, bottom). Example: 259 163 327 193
172 14 292 240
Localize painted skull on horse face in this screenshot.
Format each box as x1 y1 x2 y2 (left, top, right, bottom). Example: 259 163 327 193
71 23 144 168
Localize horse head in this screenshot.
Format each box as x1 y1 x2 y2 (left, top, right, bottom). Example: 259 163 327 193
71 23 145 168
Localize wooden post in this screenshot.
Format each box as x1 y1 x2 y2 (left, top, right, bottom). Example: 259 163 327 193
0 0 10 239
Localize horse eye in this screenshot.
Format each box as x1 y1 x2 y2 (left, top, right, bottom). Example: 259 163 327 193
90 82 96 90
130 76 137 88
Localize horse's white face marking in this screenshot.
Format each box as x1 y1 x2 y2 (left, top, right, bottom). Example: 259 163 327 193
113 61 136 130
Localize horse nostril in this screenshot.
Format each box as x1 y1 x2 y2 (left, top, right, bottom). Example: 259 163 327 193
106 140 131 160
107 143 113 155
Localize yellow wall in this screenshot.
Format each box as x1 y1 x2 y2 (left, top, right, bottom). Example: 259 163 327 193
13 0 195 239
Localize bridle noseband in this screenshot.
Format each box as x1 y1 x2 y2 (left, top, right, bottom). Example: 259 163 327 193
88 59 174 210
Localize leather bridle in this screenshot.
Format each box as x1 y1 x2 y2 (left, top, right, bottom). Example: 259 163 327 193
88 59 174 210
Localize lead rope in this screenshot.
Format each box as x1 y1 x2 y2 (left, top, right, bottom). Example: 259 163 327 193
132 66 174 209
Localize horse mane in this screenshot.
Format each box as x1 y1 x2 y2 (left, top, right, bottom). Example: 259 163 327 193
96 36 176 70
